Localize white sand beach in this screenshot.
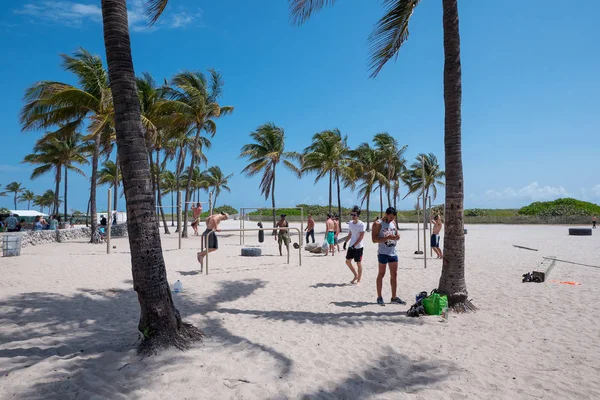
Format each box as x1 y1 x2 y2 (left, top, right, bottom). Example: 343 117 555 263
1 221 600 399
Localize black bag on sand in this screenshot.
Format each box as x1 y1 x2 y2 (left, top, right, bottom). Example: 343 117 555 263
257 222 264 243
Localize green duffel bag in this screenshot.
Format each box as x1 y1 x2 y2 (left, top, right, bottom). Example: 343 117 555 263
422 289 448 316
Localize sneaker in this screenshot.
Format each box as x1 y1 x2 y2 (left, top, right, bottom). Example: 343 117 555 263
376 297 385 305
390 297 406 305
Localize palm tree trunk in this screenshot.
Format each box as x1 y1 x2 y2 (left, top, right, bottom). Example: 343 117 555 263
437 0 469 309
156 149 170 234
13 192 17 210
379 185 383 217
86 196 91 227
64 164 68 223
54 167 61 216
114 153 119 211
271 164 277 234
328 171 332 215
182 129 202 238
28 200 31 210
89 133 101 242
170 191 175 226
149 149 157 217
336 171 342 221
101 0 202 353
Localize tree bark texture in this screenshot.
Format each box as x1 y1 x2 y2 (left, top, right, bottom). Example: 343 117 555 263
54 166 61 216
437 0 470 309
89 132 101 243
101 0 203 354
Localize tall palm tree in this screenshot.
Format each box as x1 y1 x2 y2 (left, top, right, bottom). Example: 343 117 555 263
351 143 387 231
372 133 407 210
161 169 178 226
161 70 233 237
403 153 445 203
289 0 469 308
240 123 301 229
4 182 25 210
18 190 36 210
302 129 353 218
20 48 114 243
204 166 233 208
100 0 203 353
34 190 60 214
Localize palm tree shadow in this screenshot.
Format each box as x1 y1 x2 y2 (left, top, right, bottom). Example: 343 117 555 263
294 346 455 399
177 270 202 276
328 301 373 308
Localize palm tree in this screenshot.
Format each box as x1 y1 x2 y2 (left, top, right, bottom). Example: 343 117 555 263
302 129 353 218
161 169 178 226
351 143 387 231
5 182 25 209
33 190 60 214
289 0 469 308
19 190 36 210
20 48 114 243
204 166 233 208
403 153 445 203
100 0 203 353
372 133 407 211
23 124 88 220
161 70 233 237
240 123 301 229
98 160 122 210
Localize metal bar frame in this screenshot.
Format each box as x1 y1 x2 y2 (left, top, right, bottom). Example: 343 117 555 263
106 188 112 254
238 207 304 247
202 227 302 275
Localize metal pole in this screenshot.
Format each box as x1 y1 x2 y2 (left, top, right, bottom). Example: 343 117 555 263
300 207 304 246
428 196 432 258
209 192 213 215
416 197 420 252
239 209 243 245
107 188 111 254
177 191 182 250
422 155 427 269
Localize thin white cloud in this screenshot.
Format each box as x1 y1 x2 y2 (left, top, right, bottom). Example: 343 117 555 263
14 0 200 31
481 182 569 202
592 184 600 198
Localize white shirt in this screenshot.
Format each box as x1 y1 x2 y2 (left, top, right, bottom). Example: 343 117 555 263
347 220 366 248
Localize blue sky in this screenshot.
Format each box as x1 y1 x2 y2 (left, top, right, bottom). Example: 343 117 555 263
0 0 599 213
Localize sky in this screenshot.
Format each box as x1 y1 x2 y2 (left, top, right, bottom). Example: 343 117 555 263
0 0 599 213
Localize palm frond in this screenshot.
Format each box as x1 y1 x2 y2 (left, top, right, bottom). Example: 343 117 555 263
289 0 337 25
368 0 420 78
145 0 170 26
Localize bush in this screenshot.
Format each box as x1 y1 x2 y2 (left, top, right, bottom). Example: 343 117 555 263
518 198 600 216
464 208 487 217
213 205 238 215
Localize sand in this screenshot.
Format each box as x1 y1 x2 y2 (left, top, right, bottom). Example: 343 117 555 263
1 220 600 399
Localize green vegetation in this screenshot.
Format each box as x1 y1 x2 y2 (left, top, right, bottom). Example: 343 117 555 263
518 198 600 216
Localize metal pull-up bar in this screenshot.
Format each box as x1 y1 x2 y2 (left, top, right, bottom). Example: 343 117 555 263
238 207 304 247
201 227 302 275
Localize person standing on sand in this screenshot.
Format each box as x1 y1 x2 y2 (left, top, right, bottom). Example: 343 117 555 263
334 215 342 254
275 214 290 256
191 202 203 236
305 214 315 243
431 215 443 259
325 213 336 256
197 212 228 266
593 216 597 229
344 207 366 284
372 207 405 305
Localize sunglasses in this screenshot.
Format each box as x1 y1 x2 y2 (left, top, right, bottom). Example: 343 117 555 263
351 213 357 217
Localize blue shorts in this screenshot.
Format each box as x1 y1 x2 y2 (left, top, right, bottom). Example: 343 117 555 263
377 254 398 264
430 234 440 248
326 231 335 245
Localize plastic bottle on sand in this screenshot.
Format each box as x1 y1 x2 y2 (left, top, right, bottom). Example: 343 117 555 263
174 280 183 293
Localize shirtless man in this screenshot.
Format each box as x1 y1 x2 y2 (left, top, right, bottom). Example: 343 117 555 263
197 212 228 267
325 213 336 256
275 214 290 256
334 215 342 254
191 202 203 236
431 215 443 259
305 214 315 243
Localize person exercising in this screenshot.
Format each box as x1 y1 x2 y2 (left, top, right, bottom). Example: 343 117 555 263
275 214 290 256
191 202 203 236
197 212 228 267
431 215 443 259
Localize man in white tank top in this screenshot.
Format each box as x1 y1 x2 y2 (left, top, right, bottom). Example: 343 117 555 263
371 207 406 305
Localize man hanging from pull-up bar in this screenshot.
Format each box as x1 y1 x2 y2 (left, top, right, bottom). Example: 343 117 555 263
191 202 203 236
197 212 228 266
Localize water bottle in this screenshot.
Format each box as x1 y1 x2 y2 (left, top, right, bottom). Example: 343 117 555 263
173 280 183 293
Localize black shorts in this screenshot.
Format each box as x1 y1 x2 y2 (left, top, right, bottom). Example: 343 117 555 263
346 247 364 262
202 229 218 249
430 234 440 248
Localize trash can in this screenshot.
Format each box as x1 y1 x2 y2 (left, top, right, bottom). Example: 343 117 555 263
2 235 22 257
